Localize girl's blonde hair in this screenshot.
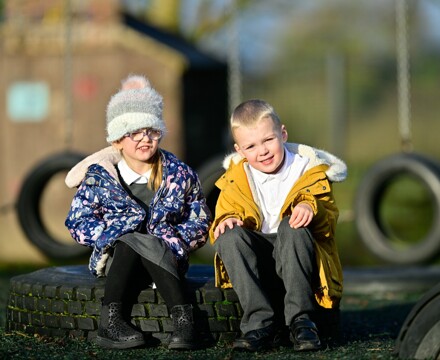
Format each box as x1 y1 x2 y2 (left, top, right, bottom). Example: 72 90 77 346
147 150 163 191
230 99 282 137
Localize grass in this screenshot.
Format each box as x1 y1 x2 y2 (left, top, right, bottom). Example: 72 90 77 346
0 267 426 360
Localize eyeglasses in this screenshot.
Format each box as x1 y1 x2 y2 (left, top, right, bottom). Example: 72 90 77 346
124 128 163 141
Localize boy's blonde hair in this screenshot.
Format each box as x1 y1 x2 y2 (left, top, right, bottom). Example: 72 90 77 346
230 99 282 138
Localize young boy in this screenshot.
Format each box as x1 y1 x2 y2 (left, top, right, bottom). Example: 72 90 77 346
210 99 347 352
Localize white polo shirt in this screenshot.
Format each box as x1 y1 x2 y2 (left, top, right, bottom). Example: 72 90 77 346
249 148 309 233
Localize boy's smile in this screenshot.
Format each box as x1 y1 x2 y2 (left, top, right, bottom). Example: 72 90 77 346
233 116 288 174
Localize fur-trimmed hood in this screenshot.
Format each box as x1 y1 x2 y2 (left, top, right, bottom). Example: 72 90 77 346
222 143 347 183
65 146 121 188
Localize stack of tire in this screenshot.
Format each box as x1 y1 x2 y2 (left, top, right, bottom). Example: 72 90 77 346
6 264 241 344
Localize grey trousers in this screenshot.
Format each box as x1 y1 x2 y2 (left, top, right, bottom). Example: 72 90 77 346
213 217 319 334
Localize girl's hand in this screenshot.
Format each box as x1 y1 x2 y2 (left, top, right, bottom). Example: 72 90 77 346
289 203 314 229
214 218 244 239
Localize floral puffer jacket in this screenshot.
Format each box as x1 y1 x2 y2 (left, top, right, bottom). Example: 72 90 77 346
65 147 211 277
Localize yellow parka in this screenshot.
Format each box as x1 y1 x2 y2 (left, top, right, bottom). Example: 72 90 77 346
209 143 347 309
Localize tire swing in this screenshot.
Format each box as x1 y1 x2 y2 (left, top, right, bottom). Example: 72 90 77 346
195 155 225 261
197 155 224 215
355 152 440 264
354 0 440 265
16 151 89 260
14 16 91 261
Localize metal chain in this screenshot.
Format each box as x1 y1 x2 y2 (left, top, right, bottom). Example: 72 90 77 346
227 0 242 115
64 0 73 150
395 0 413 152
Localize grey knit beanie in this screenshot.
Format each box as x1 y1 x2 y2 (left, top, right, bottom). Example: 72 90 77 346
106 83 166 143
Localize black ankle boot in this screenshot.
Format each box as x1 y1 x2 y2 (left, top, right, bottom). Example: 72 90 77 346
168 304 197 350
95 302 145 349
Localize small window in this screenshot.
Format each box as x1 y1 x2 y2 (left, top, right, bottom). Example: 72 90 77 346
7 82 50 122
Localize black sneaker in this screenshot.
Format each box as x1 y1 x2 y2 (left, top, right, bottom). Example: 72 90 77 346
290 317 321 351
233 324 277 352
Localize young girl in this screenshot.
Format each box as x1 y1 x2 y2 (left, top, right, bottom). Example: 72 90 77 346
65 75 211 350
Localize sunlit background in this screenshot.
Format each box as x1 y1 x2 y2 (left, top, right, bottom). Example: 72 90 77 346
1 0 440 268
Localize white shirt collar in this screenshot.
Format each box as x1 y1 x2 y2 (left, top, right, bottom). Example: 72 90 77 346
117 159 151 185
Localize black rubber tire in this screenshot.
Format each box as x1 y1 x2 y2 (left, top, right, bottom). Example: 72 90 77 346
197 155 224 216
16 152 89 260
354 152 440 265
394 281 440 360
6 265 241 344
196 155 224 260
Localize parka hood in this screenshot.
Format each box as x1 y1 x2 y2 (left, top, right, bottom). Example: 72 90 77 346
65 146 121 188
222 143 347 183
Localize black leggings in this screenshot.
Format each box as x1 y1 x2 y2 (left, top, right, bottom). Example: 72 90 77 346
103 241 187 308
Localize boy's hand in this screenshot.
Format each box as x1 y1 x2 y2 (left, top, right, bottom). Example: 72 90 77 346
289 203 314 229
214 218 244 239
